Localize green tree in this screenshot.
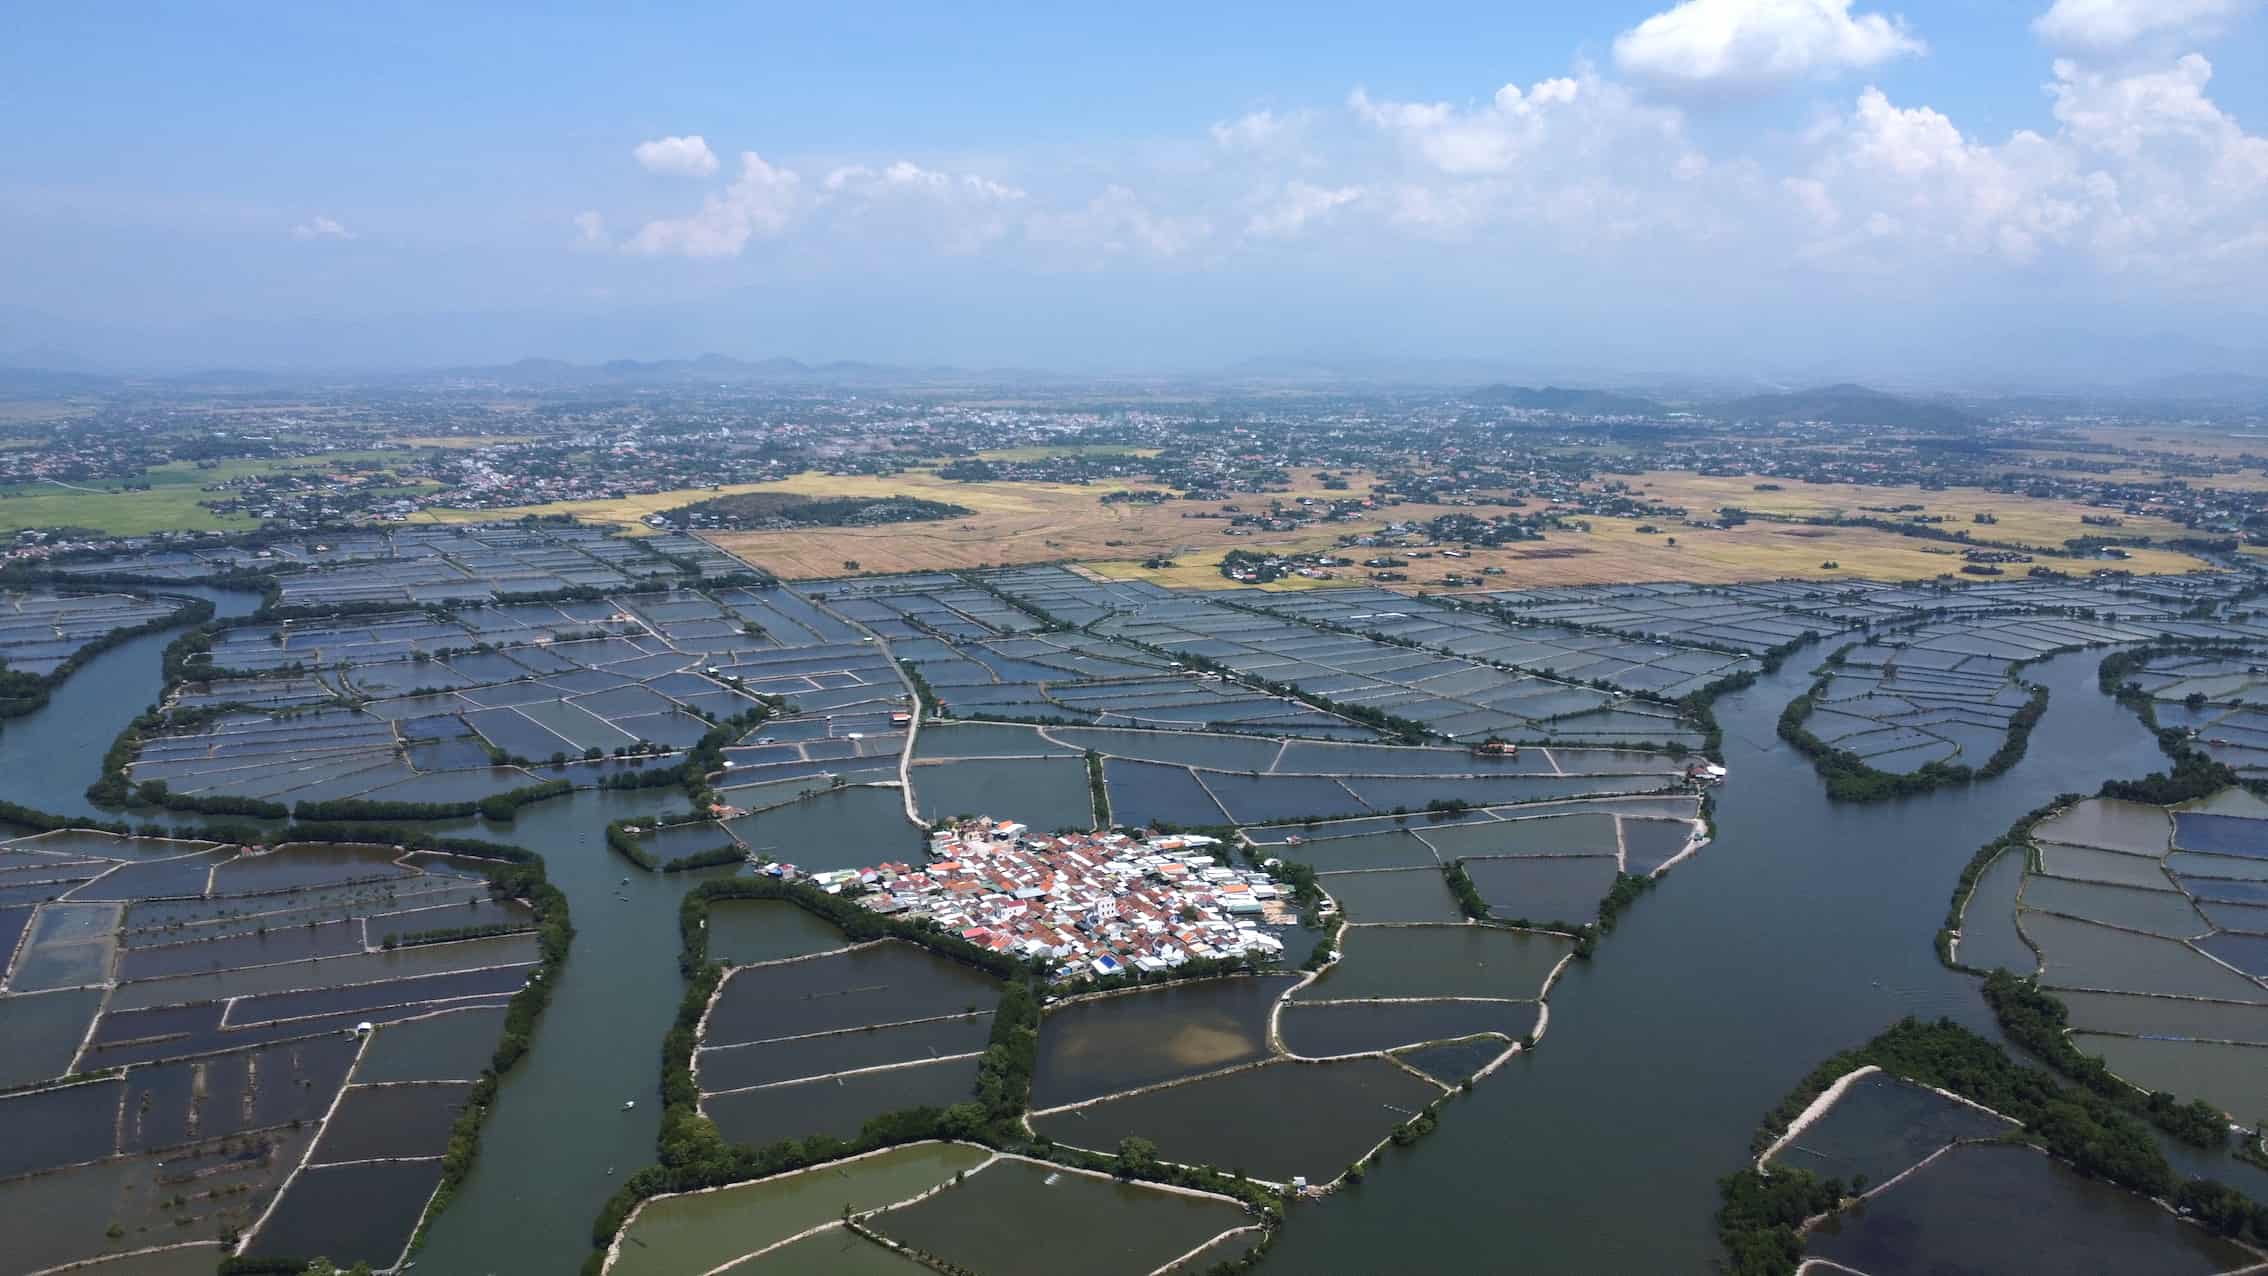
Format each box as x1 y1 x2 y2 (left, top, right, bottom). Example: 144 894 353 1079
1115 1135 1157 1178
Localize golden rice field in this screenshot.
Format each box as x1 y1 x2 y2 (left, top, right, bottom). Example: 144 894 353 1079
1624 471 2204 554
416 464 2215 587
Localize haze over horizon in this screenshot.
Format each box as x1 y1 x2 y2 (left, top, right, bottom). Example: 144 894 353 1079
6 0 2266 383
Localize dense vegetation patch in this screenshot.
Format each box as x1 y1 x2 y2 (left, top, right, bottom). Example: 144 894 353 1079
661 491 973 529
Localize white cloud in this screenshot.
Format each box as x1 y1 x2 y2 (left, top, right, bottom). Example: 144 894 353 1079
580 48 2264 299
1345 74 1726 250
290 215 354 241
1245 182 1363 238
632 134 720 178
1793 54 2268 276
824 160 1026 204
2033 0 2253 53
1614 0 1924 93
626 151 801 257
1211 109 1300 150
822 161 1028 253
1027 186 1211 261
1351 75 1658 176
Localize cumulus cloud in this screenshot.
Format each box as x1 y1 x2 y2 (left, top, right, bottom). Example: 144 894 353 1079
824 160 1025 203
1614 0 1924 93
571 210 607 248
621 151 1036 258
1245 182 1363 238
632 134 720 177
823 161 1028 252
1794 54 2268 275
1027 186 1211 261
1344 74 1721 249
290 215 354 241
1211 109 1300 150
626 151 801 257
1350 75 1628 176
586 42 2264 296
2032 0 2253 53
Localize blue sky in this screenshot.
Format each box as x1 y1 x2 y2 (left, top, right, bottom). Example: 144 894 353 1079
4 1 2264 380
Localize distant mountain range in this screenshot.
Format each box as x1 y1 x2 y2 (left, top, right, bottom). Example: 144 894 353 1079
0 352 2259 421
1465 384 1669 415
1458 381 1995 429
1717 383 1985 431
439 353 953 387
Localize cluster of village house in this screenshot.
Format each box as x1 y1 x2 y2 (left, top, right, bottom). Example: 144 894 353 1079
773 817 1298 977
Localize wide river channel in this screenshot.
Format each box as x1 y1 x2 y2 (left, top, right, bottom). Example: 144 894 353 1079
0 604 2252 1273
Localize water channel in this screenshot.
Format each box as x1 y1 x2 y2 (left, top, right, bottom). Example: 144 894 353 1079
3 609 2258 1273
1269 646 2235 1272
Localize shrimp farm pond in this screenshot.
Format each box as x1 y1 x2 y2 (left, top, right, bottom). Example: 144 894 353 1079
8 530 2268 1274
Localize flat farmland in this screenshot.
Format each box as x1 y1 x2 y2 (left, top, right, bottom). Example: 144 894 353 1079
0 450 436 536
1624 471 2203 553
1090 515 2206 590
434 464 2211 588
701 471 1362 577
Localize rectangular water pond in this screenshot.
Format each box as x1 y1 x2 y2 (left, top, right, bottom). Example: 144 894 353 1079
1030 976 1294 1110
607 1142 992 1276
1620 817 1697 874
1955 848 2037 976
1765 1071 2014 1189
1413 812 1621 858
1317 869 1466 924
2023 913 2268 1003
1279 999 1537 1058
707 898 851 966
1054 726 1286 772
2032 799 2172 854
730 1226 934 1273
912 722 1076 759
705 1055 980 1148
309 1081 473 1162
2036 843 2179 891
108 930 540 1012
0 1076 122 1177
351 1005 510 1083
2020 875 2208 938
120 1035 355 1151
700 1013 992 1092
721 787 924 873
1298 924 1574 1002
1032 1057 1441 1184
912 756 1094 832
0 1127 309 1276
2056 989 2268 1045
2070 1032 2268 1119
1275 830 1440 872
1462 856 1619 926
2173 811 2268 859
0 986 104 1086
703 941 1001 1045
1803 1141 2252 1276
870 1157 1254 1276
243 1158 444 1271
11 901 123 991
